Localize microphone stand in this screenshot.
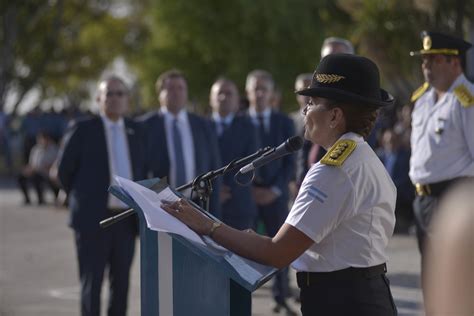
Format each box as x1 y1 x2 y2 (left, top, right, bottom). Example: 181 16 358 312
100 146 272 228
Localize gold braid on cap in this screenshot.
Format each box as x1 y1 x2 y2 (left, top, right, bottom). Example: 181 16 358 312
315 74 345 84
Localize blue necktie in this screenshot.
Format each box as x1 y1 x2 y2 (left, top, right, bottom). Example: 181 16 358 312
256 115 267 181
257 115 266 147
172 118 186 187
218 121 227 137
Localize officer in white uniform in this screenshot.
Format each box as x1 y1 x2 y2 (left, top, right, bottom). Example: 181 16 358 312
409 31 473 250
161 54 398 315
409 30 474 302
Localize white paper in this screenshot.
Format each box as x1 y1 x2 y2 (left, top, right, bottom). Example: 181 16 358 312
114 176 206 247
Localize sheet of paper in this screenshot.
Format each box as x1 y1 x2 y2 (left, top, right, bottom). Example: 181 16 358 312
115 176 206 247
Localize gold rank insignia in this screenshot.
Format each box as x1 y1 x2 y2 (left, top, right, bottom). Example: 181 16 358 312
423 35 432 50
320 139 357 166
410 82 429 102
453 84 474 108
315 73 345 84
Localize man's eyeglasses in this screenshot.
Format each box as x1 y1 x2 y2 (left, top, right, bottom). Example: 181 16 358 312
106 91 126 97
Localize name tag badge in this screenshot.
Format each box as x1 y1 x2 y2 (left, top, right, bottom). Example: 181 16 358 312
435 118 445 134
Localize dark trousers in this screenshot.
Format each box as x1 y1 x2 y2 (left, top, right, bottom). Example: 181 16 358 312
18 172 59 204
297 269 397 316
74 216 136 316
257 198 290 303
413 195 439 254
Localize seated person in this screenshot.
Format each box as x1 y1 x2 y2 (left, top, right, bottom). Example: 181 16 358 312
17 131 59 204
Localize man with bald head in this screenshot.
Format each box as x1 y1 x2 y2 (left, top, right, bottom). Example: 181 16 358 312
320 36 355 58
209 77 258 229
57 76 147 316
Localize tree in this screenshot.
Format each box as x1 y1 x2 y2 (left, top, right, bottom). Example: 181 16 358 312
0 0 145 115
131 0 347 112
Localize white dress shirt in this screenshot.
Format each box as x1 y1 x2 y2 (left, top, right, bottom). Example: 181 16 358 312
286 133 396 272
161 108 196 191
409 74 474 184
101 115 133 209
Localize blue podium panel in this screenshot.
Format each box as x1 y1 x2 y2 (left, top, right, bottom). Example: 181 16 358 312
173 240 233 315
110 178 276 316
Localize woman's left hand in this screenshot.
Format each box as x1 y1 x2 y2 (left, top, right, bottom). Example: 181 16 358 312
161 199 214 236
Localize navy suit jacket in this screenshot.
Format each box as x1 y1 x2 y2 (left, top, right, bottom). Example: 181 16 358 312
379 148 414 202
213 115 258 229
249 110 295 201
57 116 147 233
137 111 222 216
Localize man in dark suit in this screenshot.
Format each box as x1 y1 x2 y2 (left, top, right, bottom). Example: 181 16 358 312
245 69 296 315
57 76 147 316
378 128 414 233
138 69 221 215
209 77 258 229
289 73 313 197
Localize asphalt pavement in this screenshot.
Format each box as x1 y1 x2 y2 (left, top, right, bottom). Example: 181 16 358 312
0 177 424 316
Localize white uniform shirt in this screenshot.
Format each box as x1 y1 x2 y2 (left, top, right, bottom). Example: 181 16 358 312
286 133 396 272
409 74 474 184
161 108 196 191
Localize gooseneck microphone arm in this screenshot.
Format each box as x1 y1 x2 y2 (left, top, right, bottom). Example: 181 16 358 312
99 145 273 228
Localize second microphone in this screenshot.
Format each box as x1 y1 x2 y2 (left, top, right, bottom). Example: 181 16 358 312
239 136 303 174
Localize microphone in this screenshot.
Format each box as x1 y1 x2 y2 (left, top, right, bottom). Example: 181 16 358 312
239 136 303 174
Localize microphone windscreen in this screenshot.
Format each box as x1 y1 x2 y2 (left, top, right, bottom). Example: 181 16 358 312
286 136 304 152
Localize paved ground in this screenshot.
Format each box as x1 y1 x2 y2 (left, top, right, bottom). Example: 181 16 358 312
0 176 424 316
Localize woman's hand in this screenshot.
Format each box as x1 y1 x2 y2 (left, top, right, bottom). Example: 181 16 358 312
161 199 214 236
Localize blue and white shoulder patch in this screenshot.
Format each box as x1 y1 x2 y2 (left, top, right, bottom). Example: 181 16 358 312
307 185 328 203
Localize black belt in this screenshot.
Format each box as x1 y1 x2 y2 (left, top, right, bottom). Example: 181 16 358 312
297 263 387 287
415 178 462 197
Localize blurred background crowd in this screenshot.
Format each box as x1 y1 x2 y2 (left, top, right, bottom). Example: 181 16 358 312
1 1 474 315
1 0 473 224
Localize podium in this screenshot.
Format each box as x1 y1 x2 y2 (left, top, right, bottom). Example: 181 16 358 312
110 178 277 316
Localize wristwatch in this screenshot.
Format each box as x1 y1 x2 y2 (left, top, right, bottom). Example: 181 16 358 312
209 222 222 238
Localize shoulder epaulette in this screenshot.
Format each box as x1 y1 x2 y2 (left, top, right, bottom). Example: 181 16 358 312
453 84 474 108
410 82 429 103
320 139 357 167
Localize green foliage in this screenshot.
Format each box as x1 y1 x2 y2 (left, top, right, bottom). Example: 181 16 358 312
1 0 144 113
132 0 336 112
2 0 473 114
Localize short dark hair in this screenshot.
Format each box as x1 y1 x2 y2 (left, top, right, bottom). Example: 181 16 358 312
213 76 238 89
245 69 274 90
155 69 187 94
327 102 380 139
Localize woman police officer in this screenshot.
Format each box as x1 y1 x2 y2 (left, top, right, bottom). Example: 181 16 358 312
162 54 398 315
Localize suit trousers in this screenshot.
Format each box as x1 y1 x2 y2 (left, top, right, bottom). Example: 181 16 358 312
257 197 290 302
74 215 136 316
297 271 397 316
